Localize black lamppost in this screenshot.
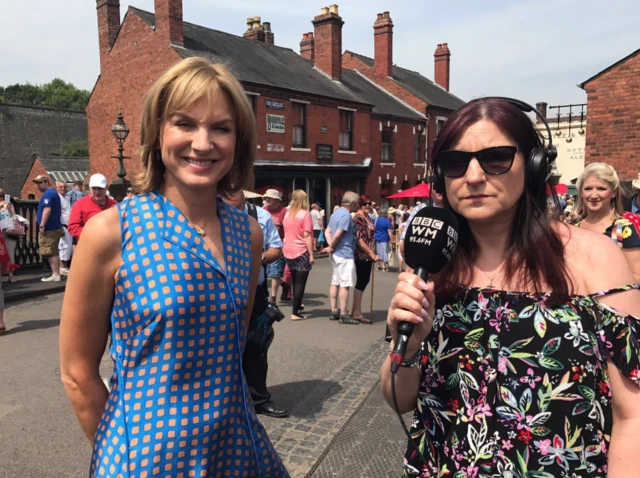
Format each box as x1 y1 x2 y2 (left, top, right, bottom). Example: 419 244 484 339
109 113 131 200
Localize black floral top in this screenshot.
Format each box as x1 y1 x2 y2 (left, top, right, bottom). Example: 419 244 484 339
403 284 640 478
575 212 640 249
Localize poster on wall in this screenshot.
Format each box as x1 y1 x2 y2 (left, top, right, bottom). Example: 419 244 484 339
267 114 285 133
266 100 285 110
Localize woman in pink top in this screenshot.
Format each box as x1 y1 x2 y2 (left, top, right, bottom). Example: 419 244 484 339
283 189 315 321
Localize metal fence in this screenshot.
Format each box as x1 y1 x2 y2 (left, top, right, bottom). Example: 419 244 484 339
10 199 42 267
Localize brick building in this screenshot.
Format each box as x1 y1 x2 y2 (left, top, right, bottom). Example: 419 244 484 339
0 103 87 198
21 156 89 199
580 48 640 185
89 1 464 208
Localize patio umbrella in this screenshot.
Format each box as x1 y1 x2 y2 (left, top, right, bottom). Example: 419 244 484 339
545 184 569 195
386 182 430 199
243 190 263 199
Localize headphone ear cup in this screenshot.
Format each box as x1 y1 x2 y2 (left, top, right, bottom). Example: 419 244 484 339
434 161 445 193
526 147 548 190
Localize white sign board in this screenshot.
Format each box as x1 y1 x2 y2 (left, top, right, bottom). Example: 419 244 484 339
266 114 285 134
267 144 285 152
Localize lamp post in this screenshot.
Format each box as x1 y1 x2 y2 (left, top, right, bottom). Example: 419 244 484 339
109 112 131 200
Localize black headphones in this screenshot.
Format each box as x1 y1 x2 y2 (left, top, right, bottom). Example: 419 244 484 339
433 97 557 195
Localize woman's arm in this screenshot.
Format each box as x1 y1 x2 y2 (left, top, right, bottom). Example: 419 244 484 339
623 247 640 284
246 216 264 329
302 211 314 263
59 208 121 443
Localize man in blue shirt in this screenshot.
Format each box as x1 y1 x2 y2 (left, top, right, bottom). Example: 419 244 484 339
65 180 86 207
223 191 289 419
324 191 359 325
34 175 64 282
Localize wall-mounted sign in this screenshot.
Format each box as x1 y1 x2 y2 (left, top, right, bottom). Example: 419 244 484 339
266 114 285 133
266 100 285 110
320 126 328 134
316 144 333 161
267 144 284 152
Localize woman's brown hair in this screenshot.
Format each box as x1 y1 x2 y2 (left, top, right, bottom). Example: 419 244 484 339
137 57 256 195
433 98 573 298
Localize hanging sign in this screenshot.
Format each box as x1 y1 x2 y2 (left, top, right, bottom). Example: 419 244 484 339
266 100 285 110
266 114 285 133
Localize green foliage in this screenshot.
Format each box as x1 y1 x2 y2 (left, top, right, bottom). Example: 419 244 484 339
59 138 89 158
0 78 90 111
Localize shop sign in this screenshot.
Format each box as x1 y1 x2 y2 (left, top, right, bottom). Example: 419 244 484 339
266 114 285 133
316 144 333 160
266 100 285 110
267 144 284 152
320 126 328 134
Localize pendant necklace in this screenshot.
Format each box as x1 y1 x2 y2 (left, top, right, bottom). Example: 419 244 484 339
194 225 206 236
477 264 502 288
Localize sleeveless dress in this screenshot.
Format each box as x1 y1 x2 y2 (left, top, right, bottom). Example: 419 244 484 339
90 191 289 478
401 284 640 478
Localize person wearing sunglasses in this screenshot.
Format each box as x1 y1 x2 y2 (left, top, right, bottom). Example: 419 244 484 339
381 97 640 477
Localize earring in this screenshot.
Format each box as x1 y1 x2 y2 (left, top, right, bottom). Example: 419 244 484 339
155 151 162 162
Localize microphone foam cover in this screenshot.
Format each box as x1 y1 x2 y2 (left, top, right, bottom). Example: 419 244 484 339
403 207 459 274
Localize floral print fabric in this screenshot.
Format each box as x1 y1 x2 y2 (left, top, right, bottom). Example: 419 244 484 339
575 212 640 249
353 213 376 261
403 284 640 478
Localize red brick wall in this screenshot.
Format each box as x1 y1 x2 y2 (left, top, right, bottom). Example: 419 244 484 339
373 13 393 78
583 52 640 180
312 12 343 80
87 12 181 181
21 159 49 199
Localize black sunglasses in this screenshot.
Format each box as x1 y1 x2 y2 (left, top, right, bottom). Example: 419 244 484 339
361 202 372 206
435 146 519 178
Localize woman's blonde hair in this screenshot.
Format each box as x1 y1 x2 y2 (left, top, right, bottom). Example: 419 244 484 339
575 162 624 218
137 57 256 195
288 189 309 219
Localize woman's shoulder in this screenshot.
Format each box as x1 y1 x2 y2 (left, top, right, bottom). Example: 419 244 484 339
610 213 640 248
79 207 122 258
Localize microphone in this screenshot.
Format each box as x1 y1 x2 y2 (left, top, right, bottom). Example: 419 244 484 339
390 206 459 373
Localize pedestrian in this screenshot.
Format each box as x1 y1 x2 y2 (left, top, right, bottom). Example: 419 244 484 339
383 97 640 476
374 208 393 271
0 189 27 282
351 195 378 323
56 181 73 275
65 180 86 207
310 202 324 252
125 186 137 199
283 189 315 321
33 175 64 282
396 211 410 272
67 174 117 243
59 57 289 477
624 172 639 214
223 190 289 419
263 188 291 303
324 191 360 325
574 162 640 283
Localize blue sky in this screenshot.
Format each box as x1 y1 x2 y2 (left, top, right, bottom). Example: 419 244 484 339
1 0 638 108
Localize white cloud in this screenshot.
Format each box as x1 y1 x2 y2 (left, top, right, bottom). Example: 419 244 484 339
0 0 638 110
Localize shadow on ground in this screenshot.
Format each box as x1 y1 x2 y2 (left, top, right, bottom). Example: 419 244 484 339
266 379 343 418
0 318 60 336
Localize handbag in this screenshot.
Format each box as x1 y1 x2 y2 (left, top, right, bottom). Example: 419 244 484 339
6 218 25 236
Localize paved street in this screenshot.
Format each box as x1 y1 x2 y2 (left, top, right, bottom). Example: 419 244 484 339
0 258 411 478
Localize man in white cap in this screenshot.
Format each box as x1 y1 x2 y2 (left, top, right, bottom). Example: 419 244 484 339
624 173 640 214
68 174 118 243
262 188 290 303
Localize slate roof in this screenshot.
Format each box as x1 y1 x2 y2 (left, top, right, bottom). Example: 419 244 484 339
341 70 424 120
39 157 89 184
345 51 466 111
132 8 370 106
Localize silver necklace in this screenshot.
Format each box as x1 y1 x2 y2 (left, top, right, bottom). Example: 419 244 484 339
477 264 502 288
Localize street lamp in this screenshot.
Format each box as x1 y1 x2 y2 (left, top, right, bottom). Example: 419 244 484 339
111 112 130 184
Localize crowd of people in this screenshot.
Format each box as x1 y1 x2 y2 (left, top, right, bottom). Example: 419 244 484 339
1 57 639 478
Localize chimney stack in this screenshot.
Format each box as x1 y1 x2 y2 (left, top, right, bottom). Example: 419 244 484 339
536 102 548 122
243 16 266 42
96 0 121 70
312 4 344 80
155 0 183 46
300 32 315 61
434 43 451 91
373 12 393 78
263 22 274 44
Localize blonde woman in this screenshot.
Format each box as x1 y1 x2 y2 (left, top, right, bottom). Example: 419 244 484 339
575 162 640 283
60 58 289 477
282 189 314 320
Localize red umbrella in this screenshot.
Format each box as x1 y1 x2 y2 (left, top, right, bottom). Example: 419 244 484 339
386 183 430 199
545 184 569 195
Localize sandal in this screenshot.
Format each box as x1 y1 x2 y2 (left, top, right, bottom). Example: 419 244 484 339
339 314 360 325
291 314 306 321
352 315 372 324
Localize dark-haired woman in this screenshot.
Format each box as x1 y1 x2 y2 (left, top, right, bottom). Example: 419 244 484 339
381 98 640 477
352 195 379 323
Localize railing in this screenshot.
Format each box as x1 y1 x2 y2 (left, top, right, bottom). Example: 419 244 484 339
548 104 587 143
10 199 42 267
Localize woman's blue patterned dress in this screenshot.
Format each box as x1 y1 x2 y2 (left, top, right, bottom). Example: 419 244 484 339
90 191 289 478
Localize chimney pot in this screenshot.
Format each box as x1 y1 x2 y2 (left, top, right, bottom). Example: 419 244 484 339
321 6 329 14
244 14 266 41
329 4 339 14
376 13 383 20
263 21 274 44
246 17 253 31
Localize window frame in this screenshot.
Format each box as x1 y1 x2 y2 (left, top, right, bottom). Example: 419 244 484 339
381 128 393 163
339 110 354 151
292 102 307 148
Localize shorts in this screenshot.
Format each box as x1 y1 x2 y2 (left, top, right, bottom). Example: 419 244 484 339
285 251 312 272
59 226 73 261
38 228 64 258
266 257 285 278
313 230 321 240
330 255 355 288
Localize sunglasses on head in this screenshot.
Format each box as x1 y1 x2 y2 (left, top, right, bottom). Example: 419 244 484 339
435 146 519 178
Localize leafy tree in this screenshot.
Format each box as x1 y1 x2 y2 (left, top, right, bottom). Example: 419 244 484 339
0 79 90 111
59 138 89 157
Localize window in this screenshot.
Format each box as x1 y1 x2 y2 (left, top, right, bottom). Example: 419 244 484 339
339 110 353 151
414 131 422 163
436 118 446 136
247 94 257 115
292 103 306 147
381 129 392 162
